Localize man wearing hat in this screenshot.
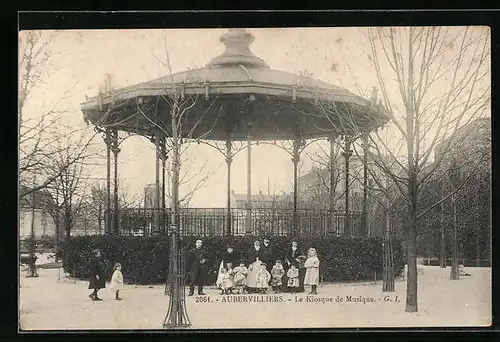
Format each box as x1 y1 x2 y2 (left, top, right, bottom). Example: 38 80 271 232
222 245 237 270
261 237 275 275
187 239 208 296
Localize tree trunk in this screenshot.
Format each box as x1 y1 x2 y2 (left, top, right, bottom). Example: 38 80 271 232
450 194 460 280
405 169 418 312
28 189 38 277
405 213 418 312
54 220 60 262
64 208 72 238
439 200 446 268
382 206 395 292
475 228 480 267
98 202 102 235
475 191 481 268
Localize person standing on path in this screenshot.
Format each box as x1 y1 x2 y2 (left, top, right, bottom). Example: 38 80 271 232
187 239 208 296
261 237 275 273
304 248 320 294
246 240 263 293
88 249 106 301
283 241 306 293
109 263 124 300
222 245 237 271
216 245 238 291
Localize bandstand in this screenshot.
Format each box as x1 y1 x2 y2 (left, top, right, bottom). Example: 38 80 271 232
81 28 388 239
80 28 388 328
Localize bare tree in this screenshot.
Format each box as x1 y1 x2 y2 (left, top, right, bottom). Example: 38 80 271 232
140 36 223 327
145 144 221 208
19 31 99 199
89 183 107 234
44 135 96 238
252 183 293 236
314 27 490 312
422 122 491 274
132 37 222 237
304 141 368 211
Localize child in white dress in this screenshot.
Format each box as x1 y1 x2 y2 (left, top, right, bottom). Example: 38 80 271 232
256 263 271 294
270 260 285 293
304 248 320 294
219 267 235 294
232 261 249 294
110 263 124 300
287 265 300 293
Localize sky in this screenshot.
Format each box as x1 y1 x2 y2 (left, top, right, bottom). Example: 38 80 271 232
19 27 490 207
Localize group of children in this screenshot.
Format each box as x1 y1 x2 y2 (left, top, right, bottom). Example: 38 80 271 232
217 248 320 295
97 247 322 300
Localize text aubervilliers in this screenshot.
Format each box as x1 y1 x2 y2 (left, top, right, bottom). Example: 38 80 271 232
194 294 401 304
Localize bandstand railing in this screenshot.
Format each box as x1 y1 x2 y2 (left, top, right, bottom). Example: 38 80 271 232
109 208 363 237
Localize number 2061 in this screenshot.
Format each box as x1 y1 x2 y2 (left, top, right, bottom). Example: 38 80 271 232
195 296 211 303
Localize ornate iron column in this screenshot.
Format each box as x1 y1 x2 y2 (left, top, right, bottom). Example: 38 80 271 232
291 138 301 236
245 127 253 235
190 136 247 236
361 132 369 237
260 137 320 236
111 129 120 235
226 138 233 236
154 130 161 236
329 136 337 235
104 129 112 234
342 138 353 236
160 136 168 235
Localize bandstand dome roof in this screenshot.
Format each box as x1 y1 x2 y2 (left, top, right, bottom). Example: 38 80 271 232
81 28 389 141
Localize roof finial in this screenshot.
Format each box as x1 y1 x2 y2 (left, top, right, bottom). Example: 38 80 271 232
207 28 270 68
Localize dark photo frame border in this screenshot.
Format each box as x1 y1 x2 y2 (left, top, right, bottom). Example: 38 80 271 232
7 8 500 342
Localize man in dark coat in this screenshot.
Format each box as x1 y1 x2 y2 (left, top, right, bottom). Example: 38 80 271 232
88 249 106 301
261 237 275 271
222 245 237 270
187 239 208 296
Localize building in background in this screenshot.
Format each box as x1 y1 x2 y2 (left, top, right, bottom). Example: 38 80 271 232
230 190 283 209
297 154 366 211
144 183 165 209
19 186 57 240
434 117 490 167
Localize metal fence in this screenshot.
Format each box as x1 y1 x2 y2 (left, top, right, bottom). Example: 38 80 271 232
112 208 363 237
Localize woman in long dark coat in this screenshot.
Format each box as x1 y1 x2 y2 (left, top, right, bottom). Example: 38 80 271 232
282 241 306 293
88 249 106 301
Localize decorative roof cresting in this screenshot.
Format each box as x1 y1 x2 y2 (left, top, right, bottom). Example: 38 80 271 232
206 28 270 69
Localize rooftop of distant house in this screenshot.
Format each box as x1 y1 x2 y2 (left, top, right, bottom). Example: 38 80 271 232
231 190 280 203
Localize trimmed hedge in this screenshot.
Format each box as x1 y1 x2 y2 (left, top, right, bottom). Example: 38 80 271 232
62 235 404 285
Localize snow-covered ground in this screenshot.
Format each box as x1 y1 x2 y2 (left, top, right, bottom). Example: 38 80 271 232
19 266 491 330
19 252 57 265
